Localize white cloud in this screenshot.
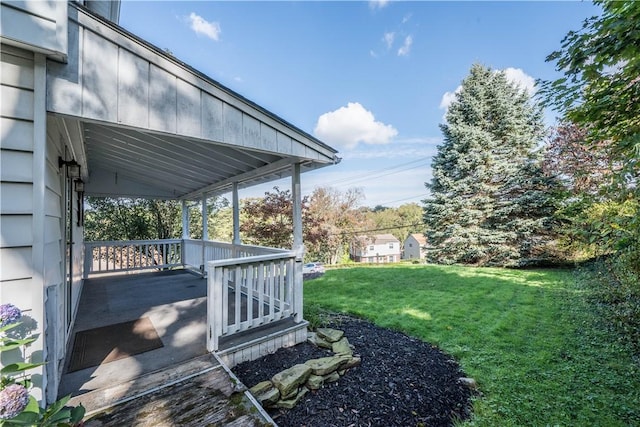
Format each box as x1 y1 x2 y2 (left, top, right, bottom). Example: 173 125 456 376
188 12 221 41
503 67 536 95
369 50 379 58
439 68 537 112
402 13 412 24
398 35 413 56
439 86 462 110
369 0 389 10
383 32 395 49
314 102 398 150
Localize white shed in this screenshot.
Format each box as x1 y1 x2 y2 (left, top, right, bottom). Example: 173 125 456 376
403 233 427 261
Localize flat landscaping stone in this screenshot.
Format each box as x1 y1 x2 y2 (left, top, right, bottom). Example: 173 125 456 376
305 355 351 376
332 337 352 355
323 371 340 383
343 356 361 369
275 387 309 409
249 380 273 397
307 332 333 349
271 364 311 397
316 328 344 343
306 374 324 390
256 387 280 407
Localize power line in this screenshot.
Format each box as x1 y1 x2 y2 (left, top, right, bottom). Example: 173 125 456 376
326 157 431 187
374 193 429 206
341 162 430 187
331 222 426 236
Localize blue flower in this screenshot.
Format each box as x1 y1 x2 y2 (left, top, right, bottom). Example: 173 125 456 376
0 304 22 327
0 384 30 419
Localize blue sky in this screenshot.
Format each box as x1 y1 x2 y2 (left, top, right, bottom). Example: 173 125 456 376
120 0 601 207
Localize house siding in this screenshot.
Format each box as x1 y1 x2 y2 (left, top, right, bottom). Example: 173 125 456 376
43 124 67 402
0 44 47 400
351 234 401 263
0 1 67 60
402 235 422 260
46 5 336 165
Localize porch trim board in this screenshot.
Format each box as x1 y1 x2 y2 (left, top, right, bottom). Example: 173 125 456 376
216 320 309 369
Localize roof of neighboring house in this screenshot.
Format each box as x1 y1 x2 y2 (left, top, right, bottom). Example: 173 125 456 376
357 234 400 245
407 233 427 246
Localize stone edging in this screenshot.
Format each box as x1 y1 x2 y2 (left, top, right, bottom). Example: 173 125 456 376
248 328 361 410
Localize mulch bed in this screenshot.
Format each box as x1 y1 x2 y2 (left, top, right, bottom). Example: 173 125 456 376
232 315 475 427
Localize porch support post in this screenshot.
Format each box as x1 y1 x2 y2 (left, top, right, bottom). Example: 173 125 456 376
292 162 304 323
181 200 189 239
181 200 188 268
232 182 241 245
201 194 208 274
202 194 208 241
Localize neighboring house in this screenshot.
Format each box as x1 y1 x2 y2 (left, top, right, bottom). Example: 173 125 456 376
351 234 401 263
0 0 339 404
402 233 427 261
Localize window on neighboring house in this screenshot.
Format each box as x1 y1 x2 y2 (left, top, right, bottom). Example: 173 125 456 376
369 245 374 251
388 255 394 262
388 243 394 249
409 243 413 247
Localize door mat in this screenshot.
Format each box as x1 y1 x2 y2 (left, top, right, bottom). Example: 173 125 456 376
68 317 163 372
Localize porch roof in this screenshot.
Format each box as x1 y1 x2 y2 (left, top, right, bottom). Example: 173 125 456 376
46 3 339 200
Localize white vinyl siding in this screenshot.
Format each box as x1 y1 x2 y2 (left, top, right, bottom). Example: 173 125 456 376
0 44 48 402
402 235 426 260
46 5 336 165
0 1 67 60
1 45 36 293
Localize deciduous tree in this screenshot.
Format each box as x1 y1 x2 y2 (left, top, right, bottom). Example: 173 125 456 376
541 0 640 273
306 187 367 264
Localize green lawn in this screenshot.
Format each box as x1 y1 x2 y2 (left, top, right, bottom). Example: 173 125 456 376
304 264 640 426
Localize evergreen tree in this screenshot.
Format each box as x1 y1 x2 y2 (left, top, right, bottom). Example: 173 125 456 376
423 64 559 266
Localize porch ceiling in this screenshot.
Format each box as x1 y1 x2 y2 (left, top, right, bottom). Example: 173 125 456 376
50 115 331 200
46 3 339 201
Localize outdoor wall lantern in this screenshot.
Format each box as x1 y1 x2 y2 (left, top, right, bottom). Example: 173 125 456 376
58 156 81 179
74 179 85 193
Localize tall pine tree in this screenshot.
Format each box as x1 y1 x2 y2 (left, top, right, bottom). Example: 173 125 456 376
423 64 558 266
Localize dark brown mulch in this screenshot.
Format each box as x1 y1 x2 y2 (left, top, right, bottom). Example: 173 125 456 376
232 315 475 427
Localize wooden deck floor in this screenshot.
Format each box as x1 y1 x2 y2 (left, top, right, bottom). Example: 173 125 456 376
62 270 279 426
82 356 272 426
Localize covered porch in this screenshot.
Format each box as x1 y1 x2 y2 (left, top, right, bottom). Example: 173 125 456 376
60 265 303 418
43 1 338 412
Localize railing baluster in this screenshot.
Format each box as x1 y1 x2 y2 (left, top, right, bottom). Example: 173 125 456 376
257 262 264 322
268 262 276 322
277 260 285 318
246 263 254 325
234 265 241 331
222 267 229 336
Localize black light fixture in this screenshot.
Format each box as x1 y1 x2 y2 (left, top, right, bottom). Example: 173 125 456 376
58 156 81 179
74 179 85 193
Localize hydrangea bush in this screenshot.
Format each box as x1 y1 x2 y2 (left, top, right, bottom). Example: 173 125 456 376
0 303 85 426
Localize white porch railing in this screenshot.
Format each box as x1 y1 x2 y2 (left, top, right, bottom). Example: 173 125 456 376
83 238 302 352
182 239 285 272
206 251 299 352
83 238 289 278
83 239 183 277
